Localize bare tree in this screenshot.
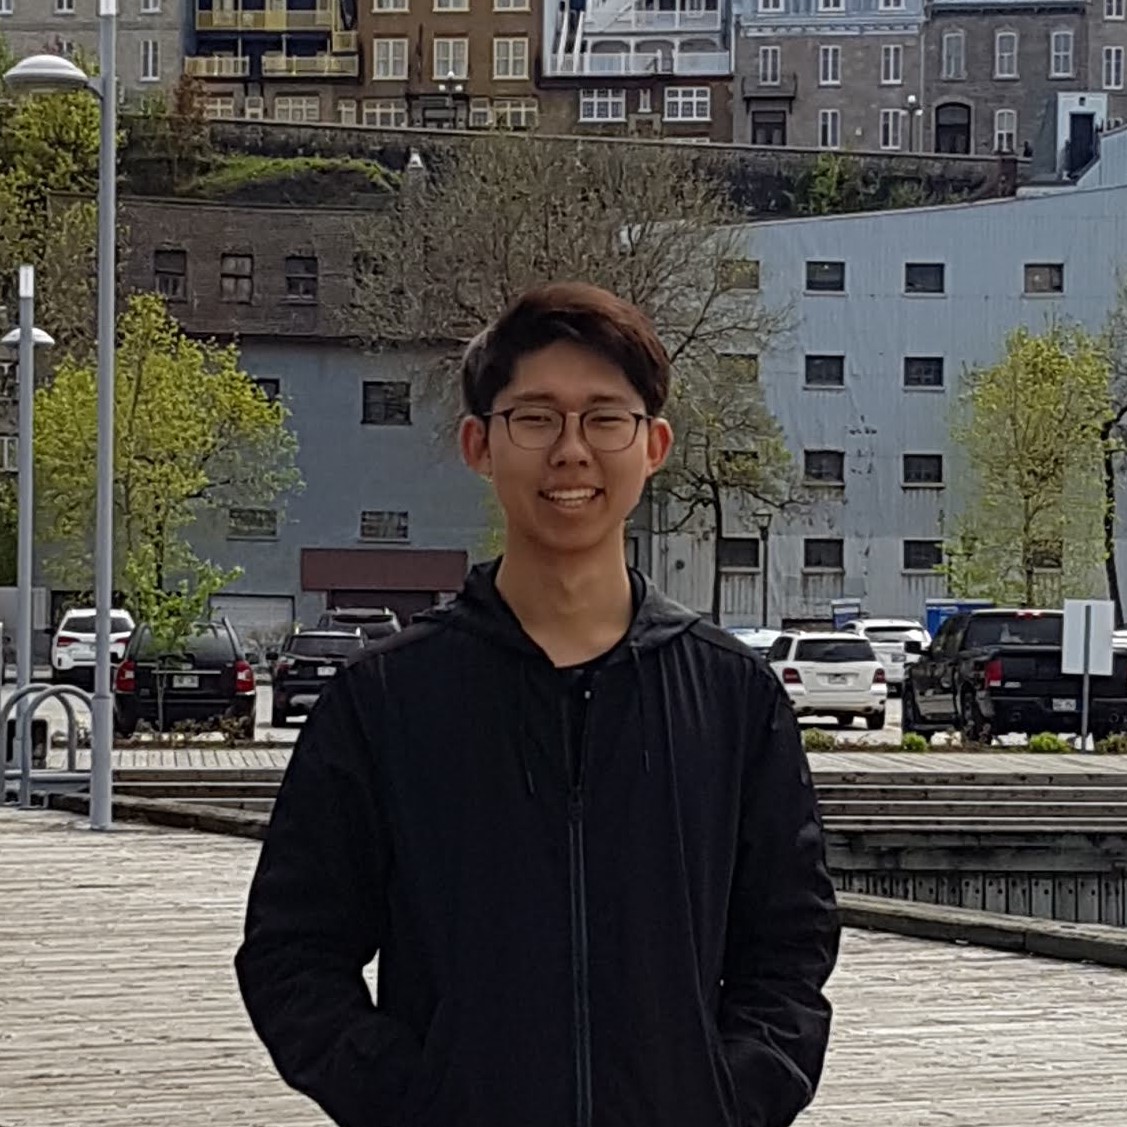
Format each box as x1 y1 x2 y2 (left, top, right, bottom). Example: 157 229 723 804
1102 277 1127 624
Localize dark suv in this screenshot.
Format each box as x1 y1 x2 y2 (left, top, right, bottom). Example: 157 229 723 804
270 629 364 726
113 619 257 738
316 606 402 643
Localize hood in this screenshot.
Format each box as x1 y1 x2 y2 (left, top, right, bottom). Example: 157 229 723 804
415 558 700 665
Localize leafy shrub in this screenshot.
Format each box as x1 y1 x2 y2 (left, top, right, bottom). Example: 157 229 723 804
1028 732 1070 754
1094 732 1127 756
900 732 929 753
803 728 836 753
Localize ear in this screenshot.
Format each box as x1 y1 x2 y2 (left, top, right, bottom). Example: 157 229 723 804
644 417 674 478
459 415 492 477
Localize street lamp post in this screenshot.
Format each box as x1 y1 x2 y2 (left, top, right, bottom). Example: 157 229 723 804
754 507 773 629
4 0 118 830
2 273 55 796
905 93 925 153
437 69 464 128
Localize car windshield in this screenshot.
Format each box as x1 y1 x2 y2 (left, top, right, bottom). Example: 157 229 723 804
796 639 876 663
134 625 235 662
964 614 1062 647
64 613 133 635
863 626 922 643
287 634 363 659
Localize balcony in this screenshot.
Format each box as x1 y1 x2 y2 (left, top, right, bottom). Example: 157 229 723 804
544 49 730 78
741 72 797 100
196 4 334 31
262 51 360 76
585 4 722 35
184 54 252 77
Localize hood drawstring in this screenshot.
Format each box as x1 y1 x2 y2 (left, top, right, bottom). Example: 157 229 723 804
517 663 537 797
631 643 653 775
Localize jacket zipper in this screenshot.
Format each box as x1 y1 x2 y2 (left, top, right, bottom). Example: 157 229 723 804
568 683 595 1127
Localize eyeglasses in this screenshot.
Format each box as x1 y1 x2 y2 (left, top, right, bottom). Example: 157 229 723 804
485 407 651 453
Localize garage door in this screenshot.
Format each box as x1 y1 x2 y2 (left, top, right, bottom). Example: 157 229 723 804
209 594 295 656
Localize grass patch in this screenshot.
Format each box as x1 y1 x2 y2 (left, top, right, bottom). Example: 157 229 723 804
186 153 396 197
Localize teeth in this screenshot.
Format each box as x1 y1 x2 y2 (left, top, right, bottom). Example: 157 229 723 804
544 488 598 505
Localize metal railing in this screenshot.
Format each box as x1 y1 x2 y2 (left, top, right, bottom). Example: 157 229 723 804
262 51 360 77
584 5 722 34
184 55 251 77
196 6 334 30
2 683 93 811
544 49 730 77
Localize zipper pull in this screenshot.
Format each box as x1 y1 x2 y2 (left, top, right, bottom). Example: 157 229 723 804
569 793 584 823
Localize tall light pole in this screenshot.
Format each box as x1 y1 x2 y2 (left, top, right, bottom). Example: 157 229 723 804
5 0 118 830
754 507 773 629
2 277 55 786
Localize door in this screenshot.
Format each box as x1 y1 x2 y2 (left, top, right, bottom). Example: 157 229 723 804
1067 112 1096 175
935 103 970 154
916 616 961 721
751 110 786 146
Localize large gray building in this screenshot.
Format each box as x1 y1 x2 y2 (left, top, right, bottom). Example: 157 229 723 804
659 128 1127 626
0 0 185 97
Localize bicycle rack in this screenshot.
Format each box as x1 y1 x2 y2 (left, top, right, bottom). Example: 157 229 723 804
2 683 94 809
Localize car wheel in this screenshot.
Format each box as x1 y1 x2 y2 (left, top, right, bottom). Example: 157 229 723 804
865 711 886 731
902 686 922 734
959 689 988 745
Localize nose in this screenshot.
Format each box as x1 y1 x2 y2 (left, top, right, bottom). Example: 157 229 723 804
549 412 592 466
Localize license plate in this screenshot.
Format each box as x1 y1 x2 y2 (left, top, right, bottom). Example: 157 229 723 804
317 666 337 678
827 674 847 684
890 653 905 664
1052 698 1077 712
172 674 199 689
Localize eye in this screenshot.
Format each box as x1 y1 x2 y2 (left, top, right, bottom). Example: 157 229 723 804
587 411 631 428
511 409 557 427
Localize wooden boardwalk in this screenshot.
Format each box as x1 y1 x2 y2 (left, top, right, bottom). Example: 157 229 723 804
2 809 1126 1126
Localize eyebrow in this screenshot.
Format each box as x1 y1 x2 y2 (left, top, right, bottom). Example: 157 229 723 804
504 392 633 407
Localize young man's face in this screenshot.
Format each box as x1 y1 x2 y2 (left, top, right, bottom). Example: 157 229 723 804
460 339 673 557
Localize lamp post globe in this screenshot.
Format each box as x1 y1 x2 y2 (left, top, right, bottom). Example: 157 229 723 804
2 53 92 94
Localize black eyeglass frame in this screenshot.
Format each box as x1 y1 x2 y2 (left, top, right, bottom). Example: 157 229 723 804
482 407 653 452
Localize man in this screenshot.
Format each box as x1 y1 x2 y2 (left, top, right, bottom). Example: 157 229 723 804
236 282 840 1127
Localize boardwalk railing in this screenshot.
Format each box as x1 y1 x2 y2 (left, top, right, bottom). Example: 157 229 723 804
2 683 93 810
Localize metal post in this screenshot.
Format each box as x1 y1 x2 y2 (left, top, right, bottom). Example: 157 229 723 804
760 529 770 629
15 265 35 808
90 0 118 831
1080 604 1092 751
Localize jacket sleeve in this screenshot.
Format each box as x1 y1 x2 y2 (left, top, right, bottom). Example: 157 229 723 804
234 664 421 1127
718 675 841 1127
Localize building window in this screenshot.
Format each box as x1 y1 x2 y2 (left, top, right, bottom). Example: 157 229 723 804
1024 263 1064 294
995 31 1018 78
434 0 468 8
254 378 280 403
373 37 408 79
903 453 944 486
905 262 945 294
804 539 844 571
880 108 904 150
204 95 234 119
803 449 845 485
373 0 409 8
494 0 531 8
0 435 17 473
285 255 318 302
220 254 253 303
638 89 652 113
360 510 410 542
759 0 782 9
1107 0 1125 18
579 88 626 122
1105 46 1125 89
153 249 186 301
337 99 357 125
362 380 411 425
274 95 320 122
881 44 902 85
228 508 278 540
1050 30 1074 77
994 108 1017 153
818 45 840 86
804 355 845 388
818 0 843 9
879 0 903 8
469 97 493 127
805 260 845 292
434 37 469 80
664 86 711 121
942 30 965 79
54 0 73 12
903 357 944 389
0 0 12 14
493 37 528 79
718 258 760 291
903 539 943 572
363 98 408 127
717 536 761 570
818 108 840 149
140 38 159 81
759 45 780 85
494 98 538 129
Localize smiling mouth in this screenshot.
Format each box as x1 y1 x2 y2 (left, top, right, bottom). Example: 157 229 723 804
540 487 604 509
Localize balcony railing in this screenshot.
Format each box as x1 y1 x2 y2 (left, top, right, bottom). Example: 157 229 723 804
331 29 358 51
585 5 722 35
544 49 730 78
196 5 334 31
184 54 251 77
262 51 360 76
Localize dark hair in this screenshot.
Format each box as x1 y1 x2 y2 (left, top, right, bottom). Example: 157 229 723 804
461 282 671 418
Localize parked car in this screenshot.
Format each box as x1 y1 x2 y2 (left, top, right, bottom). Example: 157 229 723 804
839 617 931 695
51 607 135 686
113 619 256 737
903 608 1127 742
766 632 887 730
316 606 402 642
270 629 364 726
726 627 781 658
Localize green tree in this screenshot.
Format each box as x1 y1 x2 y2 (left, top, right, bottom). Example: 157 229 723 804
1099 276 1127 624
33 292 302 599
949 323 1112 606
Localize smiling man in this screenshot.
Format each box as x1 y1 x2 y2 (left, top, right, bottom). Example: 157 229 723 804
235 282 840 1127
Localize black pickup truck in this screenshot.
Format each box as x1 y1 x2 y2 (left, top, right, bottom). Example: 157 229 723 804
902 608 1127 741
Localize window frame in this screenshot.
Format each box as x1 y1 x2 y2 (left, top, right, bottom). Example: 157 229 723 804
373 36 409 80
716 536 762 572
361 380 412 426
904 262 946 295
880 108 904 150
804 354 846 389
1050 29 1074 78
818 108 841 149
140 37 160 81
994 108 1017 153
372 0 409 9
803 538 845 573
579 87 626 123
153 248 187 302
880 43 903 86
363 98 408 127
254 377 281 403
1104 45 1125 90
994 30 1019 79
805 259 845 293
663 86 711 122
803 448 846 486
227 507 279 541
941 29 966 80
902 539 944 573
1024 262 1064 295
902 452 945 487
359 509 410 542
284 255 319 303
903 356 945 391
493 36 529 80
493 98 538 130
1107 0 1125 17
433 36 469 80
758 44 781 86
818 44 841 87
219 253 253 304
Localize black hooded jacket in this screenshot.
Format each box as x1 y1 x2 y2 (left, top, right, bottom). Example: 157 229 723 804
235 563 840 1127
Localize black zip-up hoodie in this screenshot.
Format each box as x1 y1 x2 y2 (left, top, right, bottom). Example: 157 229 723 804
235 563 840 1127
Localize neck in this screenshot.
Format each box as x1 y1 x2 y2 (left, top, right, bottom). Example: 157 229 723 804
496 533 634 667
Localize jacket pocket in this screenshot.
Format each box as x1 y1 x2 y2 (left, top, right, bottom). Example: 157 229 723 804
398 1000 457 1126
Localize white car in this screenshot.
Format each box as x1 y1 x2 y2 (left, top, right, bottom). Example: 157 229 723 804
839 618 931 694
726 627 781 657
766 632 888 730
51 607 136 685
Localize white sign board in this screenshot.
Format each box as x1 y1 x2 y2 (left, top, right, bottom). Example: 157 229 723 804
1061 599 1115 677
